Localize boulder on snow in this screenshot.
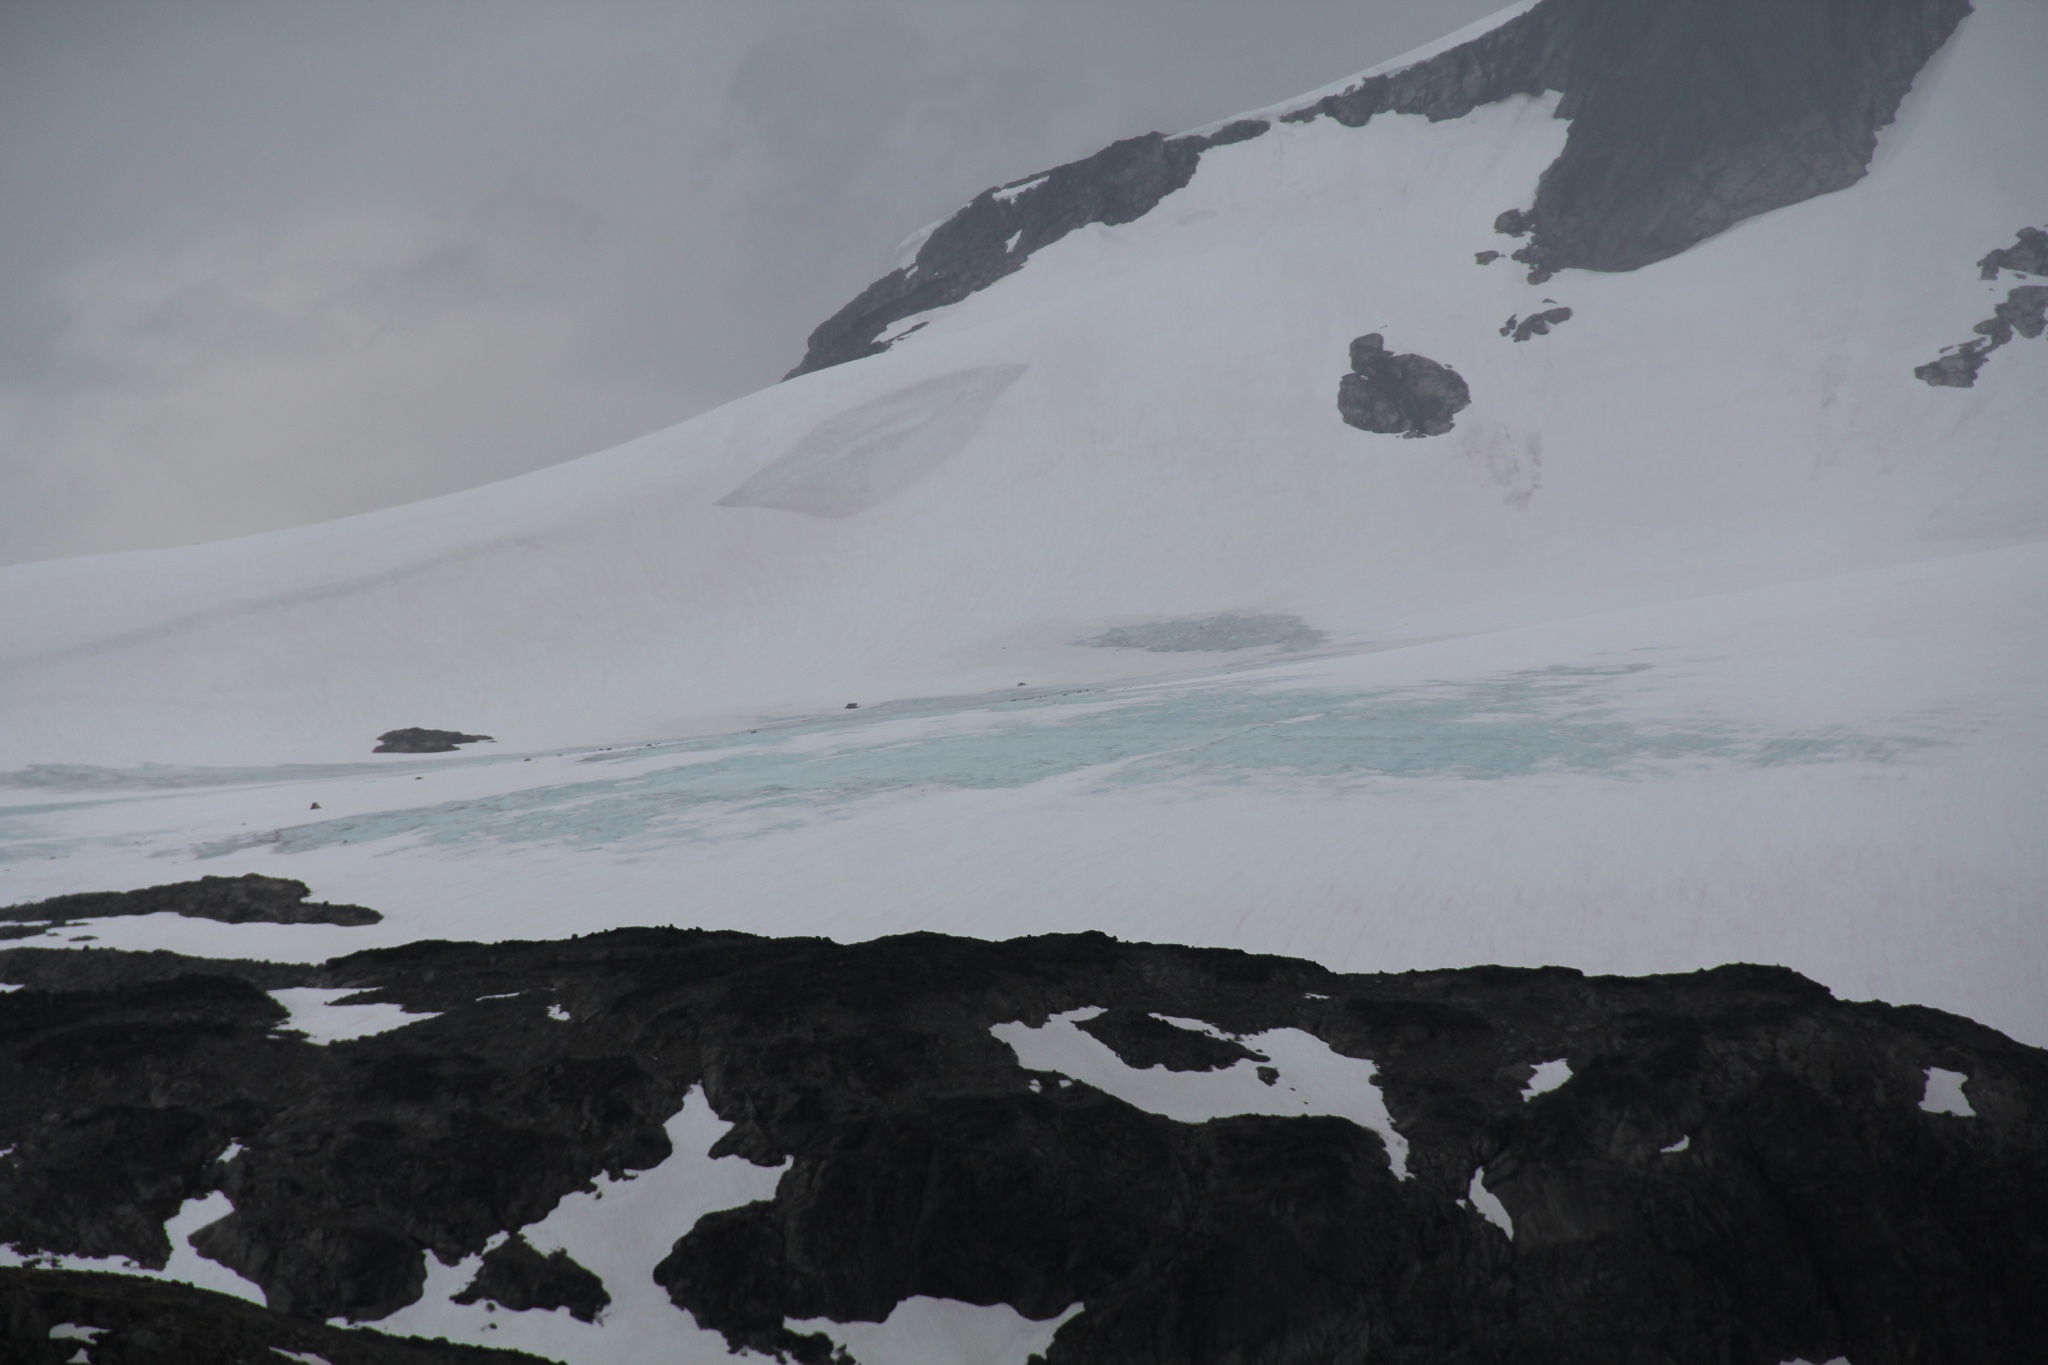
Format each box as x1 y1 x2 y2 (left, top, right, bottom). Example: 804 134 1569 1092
1503 306 1574 341
1338 333 1471 437
374 727 494 754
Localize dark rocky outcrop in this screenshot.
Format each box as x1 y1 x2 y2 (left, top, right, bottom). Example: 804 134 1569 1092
1917 254 2048 387
1075 1007 1263 1072
786 119 1268 376
790 0 1967 373
1338 333 1471 437
375 729 494 754
4 924 2046 1363
0 1267 547 1365
1973 284 2048 347
1915 342 1991 387
452 1237 608 1324
1978 225 2048 280
1 875 380 935
1503 306 1574 341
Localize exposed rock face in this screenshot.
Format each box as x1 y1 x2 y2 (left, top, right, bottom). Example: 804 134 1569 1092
1338 333 1471 437
1439 0 1973 281
790 0 1968 373
786 120 1268 377
1978 225 2048 279
1503 306 1574 341
1 875 379 938
375 728 494 754
451 1237 609 1323
1915 343 1991 387
1917 229 2048 385
4 922 2045 1362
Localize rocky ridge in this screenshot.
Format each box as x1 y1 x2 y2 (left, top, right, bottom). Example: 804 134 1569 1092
789 0 1969 374
2 907 2044 1363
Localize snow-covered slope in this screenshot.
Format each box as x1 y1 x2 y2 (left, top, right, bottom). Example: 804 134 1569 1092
2 0 2045 1038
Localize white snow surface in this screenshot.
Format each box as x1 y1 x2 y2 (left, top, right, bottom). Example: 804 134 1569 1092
268 986 438 1045
993 1008 1411 1177
1 1189 265 1305
791 1299 1082 1365
0 6 2042 1055
1521 1059 1572 1100
1919 1067 1975 1116
375 1086 787 1363
1466 1169 1513 1239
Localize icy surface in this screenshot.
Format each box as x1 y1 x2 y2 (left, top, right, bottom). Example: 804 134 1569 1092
268 987 437 1045
993 1007 1410 1178
791 1298 1081 1365
1919 1067 1975 1116
375 1086 787 1362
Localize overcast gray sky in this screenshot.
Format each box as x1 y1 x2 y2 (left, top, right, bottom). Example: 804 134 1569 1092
0 0 1500 565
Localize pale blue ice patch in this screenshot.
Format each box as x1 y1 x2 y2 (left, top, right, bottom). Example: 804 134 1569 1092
152 662 1938 859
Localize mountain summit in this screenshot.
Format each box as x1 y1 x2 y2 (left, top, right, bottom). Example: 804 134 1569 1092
794 0 1971 374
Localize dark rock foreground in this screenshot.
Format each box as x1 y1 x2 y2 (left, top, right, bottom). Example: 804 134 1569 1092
2 918 2044 1363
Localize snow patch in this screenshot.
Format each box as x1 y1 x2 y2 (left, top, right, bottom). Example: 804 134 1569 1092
791 1297 1081 1365
1660 1135 1690 1154
991 175 1048 204
992 1008 1410 1178
548 1003 571 1022
374 1086 787 1364
1919 1067 1975 1116
719 365 1026 519
1 1189 266 1305
268 987 437 1045
1467 1168 1513 1239
49 1324 103 1341
891 221 943 270
1183 0 1543 136
1521 1058 1572 1099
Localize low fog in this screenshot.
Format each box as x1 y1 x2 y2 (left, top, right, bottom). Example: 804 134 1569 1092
0 0 1500 564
